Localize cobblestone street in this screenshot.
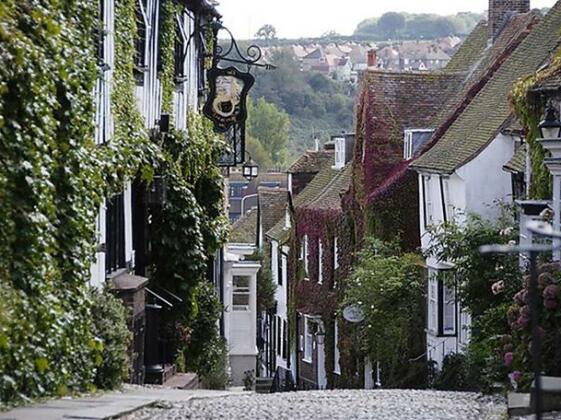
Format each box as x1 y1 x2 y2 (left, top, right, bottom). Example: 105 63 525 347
121 390 507 420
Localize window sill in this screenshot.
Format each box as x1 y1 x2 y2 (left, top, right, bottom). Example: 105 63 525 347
302 358 312 364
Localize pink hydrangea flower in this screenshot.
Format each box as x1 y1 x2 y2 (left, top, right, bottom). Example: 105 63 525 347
511 371 523 383
543 285 559 300
544 298 558 310
516 316 529 329
504 352 514 367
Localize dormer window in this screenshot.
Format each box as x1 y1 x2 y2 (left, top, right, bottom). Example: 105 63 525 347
333 136 345 169
403 129 434 160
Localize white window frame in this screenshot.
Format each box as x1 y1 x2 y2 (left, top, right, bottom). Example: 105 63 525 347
318 240 323 284
303 235 309 277
428 272 438 334
333 137 345 169
423 175 434 228
334 237 339 270
442 177 455 223
334 319 341 374
442 280 457 336
303 316 313 363
403 130 414 160
232 276 251 311
404 129 434 160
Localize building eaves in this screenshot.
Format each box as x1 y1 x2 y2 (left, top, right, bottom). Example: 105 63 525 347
288 150 334 174
266 216 291 244
411 7 558 174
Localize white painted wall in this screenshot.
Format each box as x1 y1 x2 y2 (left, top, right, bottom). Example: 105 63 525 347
418 133 515 369
459 133 514 219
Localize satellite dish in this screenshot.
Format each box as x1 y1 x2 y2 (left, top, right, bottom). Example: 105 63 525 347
343 304 365 323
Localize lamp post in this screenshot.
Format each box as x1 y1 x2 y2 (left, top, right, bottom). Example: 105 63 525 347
480 220 561 420
538 101 561 261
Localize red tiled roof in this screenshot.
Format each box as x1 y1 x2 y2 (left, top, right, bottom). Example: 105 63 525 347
355 70 464 202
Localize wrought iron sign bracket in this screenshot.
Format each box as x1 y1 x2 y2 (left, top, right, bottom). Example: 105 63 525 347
185 19 275 72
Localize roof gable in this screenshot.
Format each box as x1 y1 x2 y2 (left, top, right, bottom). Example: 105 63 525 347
412 6 560 173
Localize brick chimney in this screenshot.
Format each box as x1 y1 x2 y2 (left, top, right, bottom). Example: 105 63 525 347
489 0 530 40
367 49 377 68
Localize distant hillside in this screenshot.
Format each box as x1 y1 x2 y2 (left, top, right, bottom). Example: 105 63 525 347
249 49 356 161
354 12 485 40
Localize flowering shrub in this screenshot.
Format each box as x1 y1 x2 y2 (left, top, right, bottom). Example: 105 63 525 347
505 264 561 390
342 239 427 388
426 209 523 391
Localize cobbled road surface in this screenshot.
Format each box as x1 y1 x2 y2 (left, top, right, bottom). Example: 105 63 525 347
121 389 507 420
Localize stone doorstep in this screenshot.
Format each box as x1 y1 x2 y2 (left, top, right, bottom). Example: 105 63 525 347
162 373 198 390
508 392 531 417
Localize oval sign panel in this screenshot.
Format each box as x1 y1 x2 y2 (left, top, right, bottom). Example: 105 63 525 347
343 304 365 323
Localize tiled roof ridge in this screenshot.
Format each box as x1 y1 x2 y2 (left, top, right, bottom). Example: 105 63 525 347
364 68 464 79
258 186 289 193
444 20 489 73
288 150 334 174
410 11 539 172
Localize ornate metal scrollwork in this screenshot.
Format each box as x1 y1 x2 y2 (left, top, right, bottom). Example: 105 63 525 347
186 19 275 72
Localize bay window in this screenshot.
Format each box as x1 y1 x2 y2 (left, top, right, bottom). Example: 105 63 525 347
233 276 250 311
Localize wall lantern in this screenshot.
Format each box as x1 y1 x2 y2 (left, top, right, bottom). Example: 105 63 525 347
539 102 561 139
242 155 259 180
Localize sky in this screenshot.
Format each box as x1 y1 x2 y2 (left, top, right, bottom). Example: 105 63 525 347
217 0 557 40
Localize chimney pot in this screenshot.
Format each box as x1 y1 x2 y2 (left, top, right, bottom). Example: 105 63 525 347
368 49 377 68
489 0 530 40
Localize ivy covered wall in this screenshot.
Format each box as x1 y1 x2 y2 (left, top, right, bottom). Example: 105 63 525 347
0 0 108 403
0 0 228 404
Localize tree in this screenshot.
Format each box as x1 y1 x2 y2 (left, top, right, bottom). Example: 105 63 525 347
247 97 290 167
255 24 277 40
342 239 427 388
246 135 273 170
377 12 406 39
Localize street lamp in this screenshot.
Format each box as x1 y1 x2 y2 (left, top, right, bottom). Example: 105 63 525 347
242 155 259 180
539 102 561 139
537 103 561 261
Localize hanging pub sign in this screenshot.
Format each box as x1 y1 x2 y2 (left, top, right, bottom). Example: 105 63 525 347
203 66 255 133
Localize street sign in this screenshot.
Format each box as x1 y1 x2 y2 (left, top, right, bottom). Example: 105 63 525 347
342 304 364 323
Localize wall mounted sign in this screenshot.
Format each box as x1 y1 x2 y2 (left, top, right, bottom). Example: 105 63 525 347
203 66 254 133
342 304 365 323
